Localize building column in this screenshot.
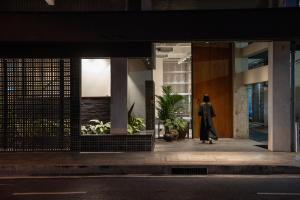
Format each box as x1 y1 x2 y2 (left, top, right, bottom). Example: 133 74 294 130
110 58 128 135
268 42 292 151
70 58 81 152
233 43 249 139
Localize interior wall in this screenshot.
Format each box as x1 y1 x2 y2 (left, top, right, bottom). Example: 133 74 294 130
81 59 111 97
127 59 152 120
243 65 268 85
153 57 164 118
80 59 111 125
192 42 233 138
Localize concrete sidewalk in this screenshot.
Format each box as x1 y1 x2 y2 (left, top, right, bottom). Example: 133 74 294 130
0 151 300 176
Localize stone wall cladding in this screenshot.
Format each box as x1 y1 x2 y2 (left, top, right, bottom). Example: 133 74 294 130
80 97 110 124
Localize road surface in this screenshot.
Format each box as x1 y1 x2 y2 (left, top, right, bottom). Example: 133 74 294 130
0 175 300 200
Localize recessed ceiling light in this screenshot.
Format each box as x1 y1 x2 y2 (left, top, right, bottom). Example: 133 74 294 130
45 0 55 6
156 47 173 52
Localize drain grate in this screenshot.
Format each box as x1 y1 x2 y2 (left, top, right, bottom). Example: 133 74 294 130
171 167 208 175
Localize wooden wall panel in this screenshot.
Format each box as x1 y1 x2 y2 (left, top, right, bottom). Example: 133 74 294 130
192 43 233 138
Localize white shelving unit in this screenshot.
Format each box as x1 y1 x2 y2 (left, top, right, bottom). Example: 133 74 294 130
163 60 192 117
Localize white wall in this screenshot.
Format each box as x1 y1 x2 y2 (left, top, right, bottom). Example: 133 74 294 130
127 59 152 119
243 65 268 85
153 58 164 118
81 59 111 97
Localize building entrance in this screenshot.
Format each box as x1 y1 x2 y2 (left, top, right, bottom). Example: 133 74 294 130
153 41 278 152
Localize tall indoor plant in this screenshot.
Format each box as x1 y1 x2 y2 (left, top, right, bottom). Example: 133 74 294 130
156 86 183 123
156 86 188 140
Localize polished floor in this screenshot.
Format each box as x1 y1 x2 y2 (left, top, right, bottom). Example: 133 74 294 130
155 138 268 152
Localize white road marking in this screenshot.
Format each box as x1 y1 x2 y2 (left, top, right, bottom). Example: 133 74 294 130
257 192 300 196
13 191 87 196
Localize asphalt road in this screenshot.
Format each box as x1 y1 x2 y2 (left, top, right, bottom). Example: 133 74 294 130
0 175 300 200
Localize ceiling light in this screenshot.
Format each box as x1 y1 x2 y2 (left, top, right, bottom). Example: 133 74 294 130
178 53 191 64
156 47 173 53
45 0 55 6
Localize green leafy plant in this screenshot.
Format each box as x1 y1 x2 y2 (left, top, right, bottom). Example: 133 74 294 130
164 119 175 132
127 103 145 135
81 119 111 135
172 117 188 132
156 86 184 123
164 117 188 134
128 117 145 135
15 118 71 137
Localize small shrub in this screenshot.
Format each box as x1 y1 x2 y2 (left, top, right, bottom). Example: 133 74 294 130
81 120 111 135
128 117 145 135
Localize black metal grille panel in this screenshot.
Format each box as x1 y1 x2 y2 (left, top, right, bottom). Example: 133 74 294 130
0 58 71 151
171 167 208 175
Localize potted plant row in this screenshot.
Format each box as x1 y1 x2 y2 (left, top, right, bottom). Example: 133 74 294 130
80 103 154 152
81 103 146 135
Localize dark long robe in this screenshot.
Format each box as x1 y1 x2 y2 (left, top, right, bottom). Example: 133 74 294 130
198 102 218 141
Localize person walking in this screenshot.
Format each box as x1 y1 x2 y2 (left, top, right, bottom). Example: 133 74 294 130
198 94 218 144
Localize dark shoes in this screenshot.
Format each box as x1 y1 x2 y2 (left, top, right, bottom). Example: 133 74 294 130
201 139 214 144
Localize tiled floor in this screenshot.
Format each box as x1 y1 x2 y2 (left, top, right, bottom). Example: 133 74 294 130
155 138 268 152
250 126 268 142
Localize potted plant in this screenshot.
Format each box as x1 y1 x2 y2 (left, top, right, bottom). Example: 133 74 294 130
156 86 186 141
172 117 189 139
163 119 179 141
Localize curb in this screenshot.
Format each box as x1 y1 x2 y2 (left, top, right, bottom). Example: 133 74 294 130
1 165 300 176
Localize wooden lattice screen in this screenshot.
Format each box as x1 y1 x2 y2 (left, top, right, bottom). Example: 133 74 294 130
0 58 72 151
